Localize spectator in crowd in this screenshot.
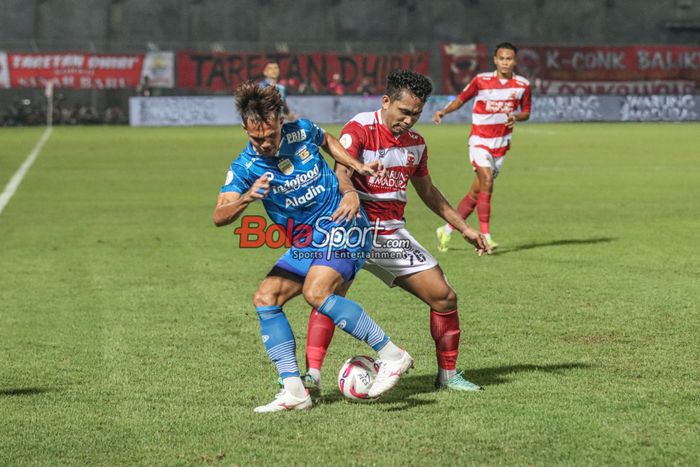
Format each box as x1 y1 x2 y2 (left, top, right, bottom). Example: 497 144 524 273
137 75 153 97
298 78 319 95
356 77 376 96
328 73 345 95
259 62 296 120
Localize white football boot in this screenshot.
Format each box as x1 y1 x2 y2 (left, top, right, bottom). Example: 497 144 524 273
253 389 312 413
367 350 414 398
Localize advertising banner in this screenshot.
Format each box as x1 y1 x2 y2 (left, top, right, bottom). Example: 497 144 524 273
442 44 700 94
440 43 489 94
176 51 430 92
0 51 9 88
517 45 700 82
141 51 175 88
130 95 700 127
5 52 174 89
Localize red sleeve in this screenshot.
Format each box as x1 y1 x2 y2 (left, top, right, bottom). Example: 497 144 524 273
339 120 365 160
413 142 429 177
520 84 532 113
458 76 479 103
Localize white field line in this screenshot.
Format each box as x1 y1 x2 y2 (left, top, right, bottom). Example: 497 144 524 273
0 127 53 216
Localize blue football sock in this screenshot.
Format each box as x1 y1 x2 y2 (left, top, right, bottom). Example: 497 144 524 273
318 294 389 351
256 305 300 379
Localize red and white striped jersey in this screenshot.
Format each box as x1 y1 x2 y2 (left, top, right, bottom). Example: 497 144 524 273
458 71 532 157
339 110 429 233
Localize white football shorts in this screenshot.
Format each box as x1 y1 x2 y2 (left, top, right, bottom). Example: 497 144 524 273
469 146 506 179
363 228 438 287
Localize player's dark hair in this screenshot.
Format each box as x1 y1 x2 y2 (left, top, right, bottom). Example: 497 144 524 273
234 81 284 124
494 42 518 55
385 70 433 103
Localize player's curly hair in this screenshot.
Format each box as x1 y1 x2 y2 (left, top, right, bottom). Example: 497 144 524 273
494 42 518 55
234 81 284 124
386 70 433 103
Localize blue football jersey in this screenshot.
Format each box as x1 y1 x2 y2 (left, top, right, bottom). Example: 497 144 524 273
221 119 361 242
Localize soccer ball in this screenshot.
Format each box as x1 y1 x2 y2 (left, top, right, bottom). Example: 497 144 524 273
337 355 380 401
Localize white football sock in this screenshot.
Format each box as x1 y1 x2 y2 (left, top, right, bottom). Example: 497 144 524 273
377 341 404 361
307 368 321 383
443 224 454 234
483 233 492 241
283 376 307 399
439 367 457 383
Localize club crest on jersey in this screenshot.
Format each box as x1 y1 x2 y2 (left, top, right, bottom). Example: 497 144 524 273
406 151 415 166
277 158 294 175
286 129 307 144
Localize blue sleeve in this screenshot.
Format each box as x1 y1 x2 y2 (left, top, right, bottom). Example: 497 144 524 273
220 161 252 194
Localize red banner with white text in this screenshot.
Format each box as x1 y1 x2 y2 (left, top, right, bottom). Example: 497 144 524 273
176 51 430 92
442 44 700 94
2 52 174 89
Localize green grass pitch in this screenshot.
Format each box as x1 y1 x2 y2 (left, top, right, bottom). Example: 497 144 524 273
1 122 699 466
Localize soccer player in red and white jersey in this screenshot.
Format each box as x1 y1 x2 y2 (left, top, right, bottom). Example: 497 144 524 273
298 70 489 394
434 42 531 252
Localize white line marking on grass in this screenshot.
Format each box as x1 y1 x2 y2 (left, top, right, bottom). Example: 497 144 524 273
0 127 53 216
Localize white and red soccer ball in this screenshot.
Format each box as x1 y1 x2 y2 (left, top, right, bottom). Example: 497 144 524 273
337 355 381 401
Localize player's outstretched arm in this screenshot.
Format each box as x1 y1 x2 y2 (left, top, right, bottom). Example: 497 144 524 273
330 163 361 224
411 174 489 255
321 133 384 177
433 96 465 124
213 175 269 227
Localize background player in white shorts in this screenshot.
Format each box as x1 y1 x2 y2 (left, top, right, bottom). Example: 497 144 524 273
299 70 489 393
434 42 532 251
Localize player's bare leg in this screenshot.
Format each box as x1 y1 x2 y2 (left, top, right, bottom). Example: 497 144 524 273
474 166 497 249
252 271 314 412
437 176 481 252
303 265 412 398
394 266 482 391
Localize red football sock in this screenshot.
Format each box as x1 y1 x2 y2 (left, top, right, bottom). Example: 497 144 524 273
476 192 492 234
305 308 335 371
430 309 460 370
456 194 477 220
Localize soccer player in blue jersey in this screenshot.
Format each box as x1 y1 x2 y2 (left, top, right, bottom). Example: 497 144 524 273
213 82 413 412
259 62 296 120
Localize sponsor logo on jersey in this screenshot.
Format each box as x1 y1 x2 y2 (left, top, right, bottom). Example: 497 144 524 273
262 335 270 343
286 129 307 144
285 184 326 208
225 170 234 185
272 165 320 194
485 100 516 113
245 157 257 169
277 158 294 175
406 151 415 166
369 169 410 189
337 320 347 330
263 171 275 181
295 146 313 163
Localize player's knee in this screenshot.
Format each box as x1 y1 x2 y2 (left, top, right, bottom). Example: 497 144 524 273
302 282 331 310
252 288 277 308
429 287 458 313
